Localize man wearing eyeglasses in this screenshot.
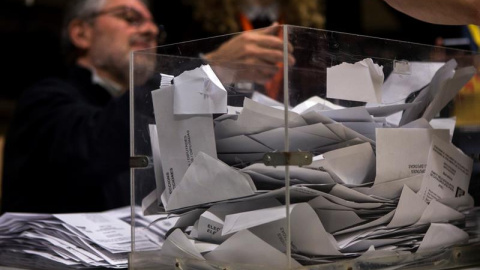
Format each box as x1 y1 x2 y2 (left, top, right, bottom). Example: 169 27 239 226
1 0 159 214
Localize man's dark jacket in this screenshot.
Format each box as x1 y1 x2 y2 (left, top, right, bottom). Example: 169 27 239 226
2 65 130 213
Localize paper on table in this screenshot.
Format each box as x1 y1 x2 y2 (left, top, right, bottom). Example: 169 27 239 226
375 128 450 184
387 185 427 228
327 58 384 103
173 64 227 115
204 229 302 268
418 135 473 203
54 213 155 253
152 86 217 201
165 152 256 211
417 223 468 251
159 228 205 260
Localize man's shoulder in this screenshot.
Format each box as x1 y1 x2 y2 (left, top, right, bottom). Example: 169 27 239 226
26 77 79 95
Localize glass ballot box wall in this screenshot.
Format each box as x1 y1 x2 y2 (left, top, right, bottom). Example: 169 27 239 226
129 25 480 269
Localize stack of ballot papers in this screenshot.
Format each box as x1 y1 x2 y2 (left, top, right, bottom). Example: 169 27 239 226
0 207 177 269
142 60 480 268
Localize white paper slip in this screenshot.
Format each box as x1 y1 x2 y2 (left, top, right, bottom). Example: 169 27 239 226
159 228 205 260
320 107 374 123
54 213 149 253
173 64 227 115
292 95 344 114
240 163 335 185
309 143 375 186
418 135 473 203
417 223 468 251
437 195 474 211
354 174 423 200
381 61 444 104
399 59 457 126
222 203 343 256
214 98 307 139
415 200 464 225
334 210 395 236
422 66 475 121
375 128 450 184
327 58 384 103
148 124 164 206
329 184 388 203
387 185 427 228
196 198 281 244
165 152 256 211
251 91 284 107
152 86 217 201
204 229 302 268
366 103 417 117
315 209 365 233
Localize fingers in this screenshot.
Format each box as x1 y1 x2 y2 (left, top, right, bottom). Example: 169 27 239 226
236 65 279 84
252 46 295 66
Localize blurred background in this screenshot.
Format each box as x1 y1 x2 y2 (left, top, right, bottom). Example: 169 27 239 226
0 0 476 182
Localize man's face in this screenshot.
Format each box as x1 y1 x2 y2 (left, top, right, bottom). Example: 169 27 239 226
87 0 158 87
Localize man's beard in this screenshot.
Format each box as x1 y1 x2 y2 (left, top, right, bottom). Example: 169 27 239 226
91 36 157 88
132 50 157 86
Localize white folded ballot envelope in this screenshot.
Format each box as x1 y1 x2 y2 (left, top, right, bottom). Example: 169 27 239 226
152 86 217 203
327 58 384 103
418 135 473 203
165 152 257 211
173 64 227 115
152 65 227 204
374 128 450 184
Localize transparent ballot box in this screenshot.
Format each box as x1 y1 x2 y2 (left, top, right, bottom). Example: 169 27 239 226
129 25 480 269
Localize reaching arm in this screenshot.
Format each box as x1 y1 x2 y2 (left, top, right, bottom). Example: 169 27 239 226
384 0 480 25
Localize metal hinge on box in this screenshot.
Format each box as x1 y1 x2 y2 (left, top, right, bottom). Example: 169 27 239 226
130 156 149 168
262 151 313 167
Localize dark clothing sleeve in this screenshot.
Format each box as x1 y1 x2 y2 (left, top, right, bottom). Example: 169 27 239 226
2 67 131 213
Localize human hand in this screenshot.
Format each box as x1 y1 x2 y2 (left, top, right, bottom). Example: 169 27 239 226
203 23 295 84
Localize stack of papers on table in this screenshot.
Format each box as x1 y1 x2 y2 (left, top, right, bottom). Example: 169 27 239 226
0 207 177 269
141 60 479 268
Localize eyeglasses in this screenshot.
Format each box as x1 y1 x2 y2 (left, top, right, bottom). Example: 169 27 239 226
86 5 166 43
87 5 156 27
